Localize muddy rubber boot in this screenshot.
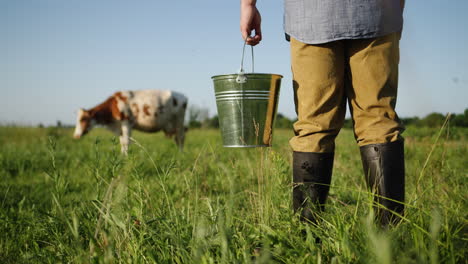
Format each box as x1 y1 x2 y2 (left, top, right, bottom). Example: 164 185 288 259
360 141 405 226
293 152 334 223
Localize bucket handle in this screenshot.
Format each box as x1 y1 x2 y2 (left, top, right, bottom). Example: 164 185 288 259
236 39 254 83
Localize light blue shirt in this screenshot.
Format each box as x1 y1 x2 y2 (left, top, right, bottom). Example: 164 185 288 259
284 0 404 44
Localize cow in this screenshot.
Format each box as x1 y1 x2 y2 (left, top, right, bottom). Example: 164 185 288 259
73 90 188 154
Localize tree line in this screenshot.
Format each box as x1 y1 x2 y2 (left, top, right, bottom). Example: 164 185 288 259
34 107 467 129
188 106 468 129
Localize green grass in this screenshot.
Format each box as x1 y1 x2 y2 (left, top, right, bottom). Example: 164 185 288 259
0 125 466 263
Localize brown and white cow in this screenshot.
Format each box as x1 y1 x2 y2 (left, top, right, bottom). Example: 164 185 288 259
73 90 188 154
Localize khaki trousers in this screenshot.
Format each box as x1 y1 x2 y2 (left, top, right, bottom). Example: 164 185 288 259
289 33 404 153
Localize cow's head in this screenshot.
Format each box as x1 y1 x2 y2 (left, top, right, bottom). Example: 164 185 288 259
73 108 94 139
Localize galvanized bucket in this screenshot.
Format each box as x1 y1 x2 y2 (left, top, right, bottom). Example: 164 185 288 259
212 43 283 147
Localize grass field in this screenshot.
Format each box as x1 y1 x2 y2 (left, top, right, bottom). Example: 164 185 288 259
0 125 466 263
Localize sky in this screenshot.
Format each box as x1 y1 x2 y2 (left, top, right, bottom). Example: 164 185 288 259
1 0 467 126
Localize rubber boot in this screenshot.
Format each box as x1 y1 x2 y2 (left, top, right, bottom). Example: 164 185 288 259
360 141 405 226
293 152 334 223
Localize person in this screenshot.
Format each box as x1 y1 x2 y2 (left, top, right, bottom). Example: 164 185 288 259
240 0 406 226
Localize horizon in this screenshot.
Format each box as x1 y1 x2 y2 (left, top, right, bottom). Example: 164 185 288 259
0 109 462 128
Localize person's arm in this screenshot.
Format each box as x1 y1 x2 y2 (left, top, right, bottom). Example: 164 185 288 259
240 0 262 46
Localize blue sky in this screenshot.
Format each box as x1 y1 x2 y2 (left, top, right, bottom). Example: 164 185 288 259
1 0 467 125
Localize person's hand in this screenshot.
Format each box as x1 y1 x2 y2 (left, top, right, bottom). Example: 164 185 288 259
240 3 262 46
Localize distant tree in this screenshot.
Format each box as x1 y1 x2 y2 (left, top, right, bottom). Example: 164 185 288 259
420 113 446 127
56 120 62 128
275 113 294 129
401 117 420 126
343 118 353 129
451 108 468 127
203 115 219 128
189 120 202 128
188 105 210 129
188 105 200 124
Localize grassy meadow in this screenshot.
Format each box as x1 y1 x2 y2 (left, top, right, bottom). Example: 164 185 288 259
0 125 466 263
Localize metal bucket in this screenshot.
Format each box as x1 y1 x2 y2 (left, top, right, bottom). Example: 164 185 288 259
212 73 282 147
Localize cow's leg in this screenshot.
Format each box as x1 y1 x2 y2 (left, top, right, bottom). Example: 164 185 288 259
119 121 131 155
175 125 185 152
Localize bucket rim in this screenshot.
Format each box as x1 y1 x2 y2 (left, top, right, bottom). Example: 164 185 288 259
211 73 283 80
